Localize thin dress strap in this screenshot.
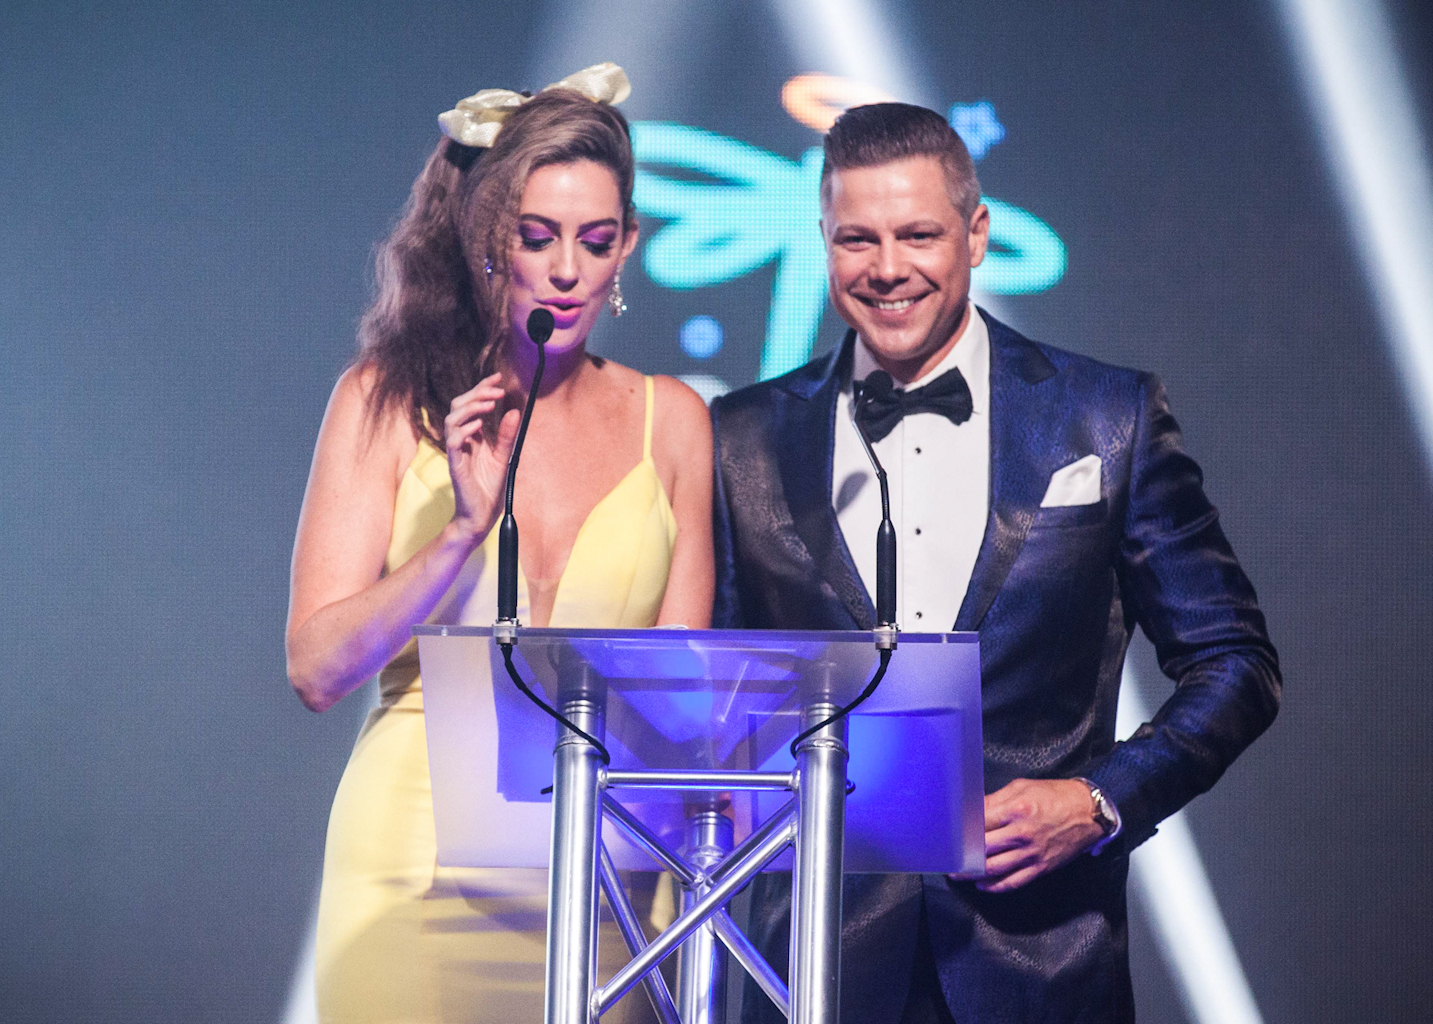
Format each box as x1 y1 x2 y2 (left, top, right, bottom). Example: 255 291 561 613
642 375 654 460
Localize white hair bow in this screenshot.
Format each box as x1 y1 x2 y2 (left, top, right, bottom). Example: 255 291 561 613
437 62 632 148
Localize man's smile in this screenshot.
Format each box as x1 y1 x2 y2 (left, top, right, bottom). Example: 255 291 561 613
856 292 931 312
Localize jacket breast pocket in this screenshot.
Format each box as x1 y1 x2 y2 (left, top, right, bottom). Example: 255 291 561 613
1031 497 1108 530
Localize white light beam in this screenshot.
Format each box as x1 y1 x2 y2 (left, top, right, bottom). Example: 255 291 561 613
1118 666 1265 1024
279 896 320 1024
767 0 934 109
1276 0 1433 467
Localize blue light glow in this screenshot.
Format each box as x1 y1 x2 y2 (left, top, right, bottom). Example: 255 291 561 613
632 122 828 381
680 315 724 359
949 101 1006 160
679 374 732 405
973 198 1067 295
633 121 1067 381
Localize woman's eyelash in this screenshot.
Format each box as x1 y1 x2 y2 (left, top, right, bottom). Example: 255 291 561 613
517 236 615 255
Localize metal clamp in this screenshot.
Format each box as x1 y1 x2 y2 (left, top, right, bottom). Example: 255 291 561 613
493 618 519 645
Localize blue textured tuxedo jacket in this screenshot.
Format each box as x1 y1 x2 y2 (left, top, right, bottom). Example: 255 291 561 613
711 313 1281 1024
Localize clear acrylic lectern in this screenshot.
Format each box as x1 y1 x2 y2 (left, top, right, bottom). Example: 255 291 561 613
416 626 983 1024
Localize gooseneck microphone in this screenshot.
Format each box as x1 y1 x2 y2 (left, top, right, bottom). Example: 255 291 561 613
496 307 554 628
492 306 611 765
853 371 898 640
788 367 900 756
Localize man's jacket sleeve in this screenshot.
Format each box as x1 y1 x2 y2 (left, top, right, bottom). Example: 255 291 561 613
1086 373 1282 851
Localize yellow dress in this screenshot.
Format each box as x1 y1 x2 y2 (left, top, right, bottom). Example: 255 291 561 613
315 377 677 1023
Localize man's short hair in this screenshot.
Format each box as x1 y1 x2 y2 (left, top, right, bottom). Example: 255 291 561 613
820 102 982 222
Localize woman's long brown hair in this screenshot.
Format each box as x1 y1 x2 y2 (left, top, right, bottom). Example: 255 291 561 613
354 89 636 447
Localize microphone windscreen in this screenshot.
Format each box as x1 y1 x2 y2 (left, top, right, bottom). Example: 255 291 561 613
526 307 556 346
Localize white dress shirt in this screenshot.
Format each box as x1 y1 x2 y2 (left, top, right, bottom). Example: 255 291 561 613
832 308 990 632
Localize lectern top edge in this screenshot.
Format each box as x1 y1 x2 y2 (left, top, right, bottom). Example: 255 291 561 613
412 624 978 644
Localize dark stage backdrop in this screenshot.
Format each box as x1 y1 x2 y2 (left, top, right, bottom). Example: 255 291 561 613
2 2 1430 1022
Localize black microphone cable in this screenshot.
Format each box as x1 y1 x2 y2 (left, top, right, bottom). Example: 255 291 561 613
787 647 893 757
500 645 610 765
495 307 611 765
789 369 899 757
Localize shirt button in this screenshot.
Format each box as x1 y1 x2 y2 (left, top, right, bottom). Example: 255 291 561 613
915 611 923 619
914 447 922 454
914 527 922 535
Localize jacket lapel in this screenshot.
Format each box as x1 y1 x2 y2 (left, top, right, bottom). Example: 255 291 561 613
954 313 1060 631
776 332 876 630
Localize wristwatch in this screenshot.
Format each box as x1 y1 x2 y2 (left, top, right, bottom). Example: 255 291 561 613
1074 777 1122 855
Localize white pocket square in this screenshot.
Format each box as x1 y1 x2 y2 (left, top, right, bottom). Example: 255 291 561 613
1041 454 1102 507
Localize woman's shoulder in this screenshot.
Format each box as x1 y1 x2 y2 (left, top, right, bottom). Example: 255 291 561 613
590 359 710 466
650 374 710 429
324 361 421 478
648 374 712 475
589 359 708 430
328 361 380 415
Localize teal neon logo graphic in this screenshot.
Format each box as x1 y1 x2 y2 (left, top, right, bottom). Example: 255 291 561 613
632 114 1067 381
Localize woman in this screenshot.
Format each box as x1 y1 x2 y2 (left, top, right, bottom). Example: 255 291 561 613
286 65 713 1023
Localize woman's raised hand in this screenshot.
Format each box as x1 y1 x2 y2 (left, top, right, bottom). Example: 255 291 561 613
444 373 522 540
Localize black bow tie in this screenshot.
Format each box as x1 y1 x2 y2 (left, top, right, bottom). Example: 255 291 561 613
854 367 973 443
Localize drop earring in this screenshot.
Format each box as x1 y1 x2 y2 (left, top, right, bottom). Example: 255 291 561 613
484 256 494 279
607 266 627 317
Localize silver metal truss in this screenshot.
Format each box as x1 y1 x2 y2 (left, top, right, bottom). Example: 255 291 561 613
595 807 796 1015
545 688 606 1024
677 806 734 1024
596 841 683 1024
789 705 848 1024
603 769 795 791
544 704 850 1024
712 909 791 1019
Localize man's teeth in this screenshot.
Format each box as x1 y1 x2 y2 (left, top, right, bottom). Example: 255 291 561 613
872 297 917 311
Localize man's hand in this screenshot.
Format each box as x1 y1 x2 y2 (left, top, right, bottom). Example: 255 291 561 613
973 778 1105 893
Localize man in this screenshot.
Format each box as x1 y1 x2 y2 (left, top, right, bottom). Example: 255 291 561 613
712 103 1280 1023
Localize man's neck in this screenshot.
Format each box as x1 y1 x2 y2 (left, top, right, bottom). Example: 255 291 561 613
862 300 972 385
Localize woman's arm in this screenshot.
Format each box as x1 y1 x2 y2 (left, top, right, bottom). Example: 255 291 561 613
652 376 715 628
285 366 517 711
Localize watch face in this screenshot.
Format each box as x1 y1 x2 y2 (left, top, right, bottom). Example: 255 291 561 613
1090 789 1116 833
